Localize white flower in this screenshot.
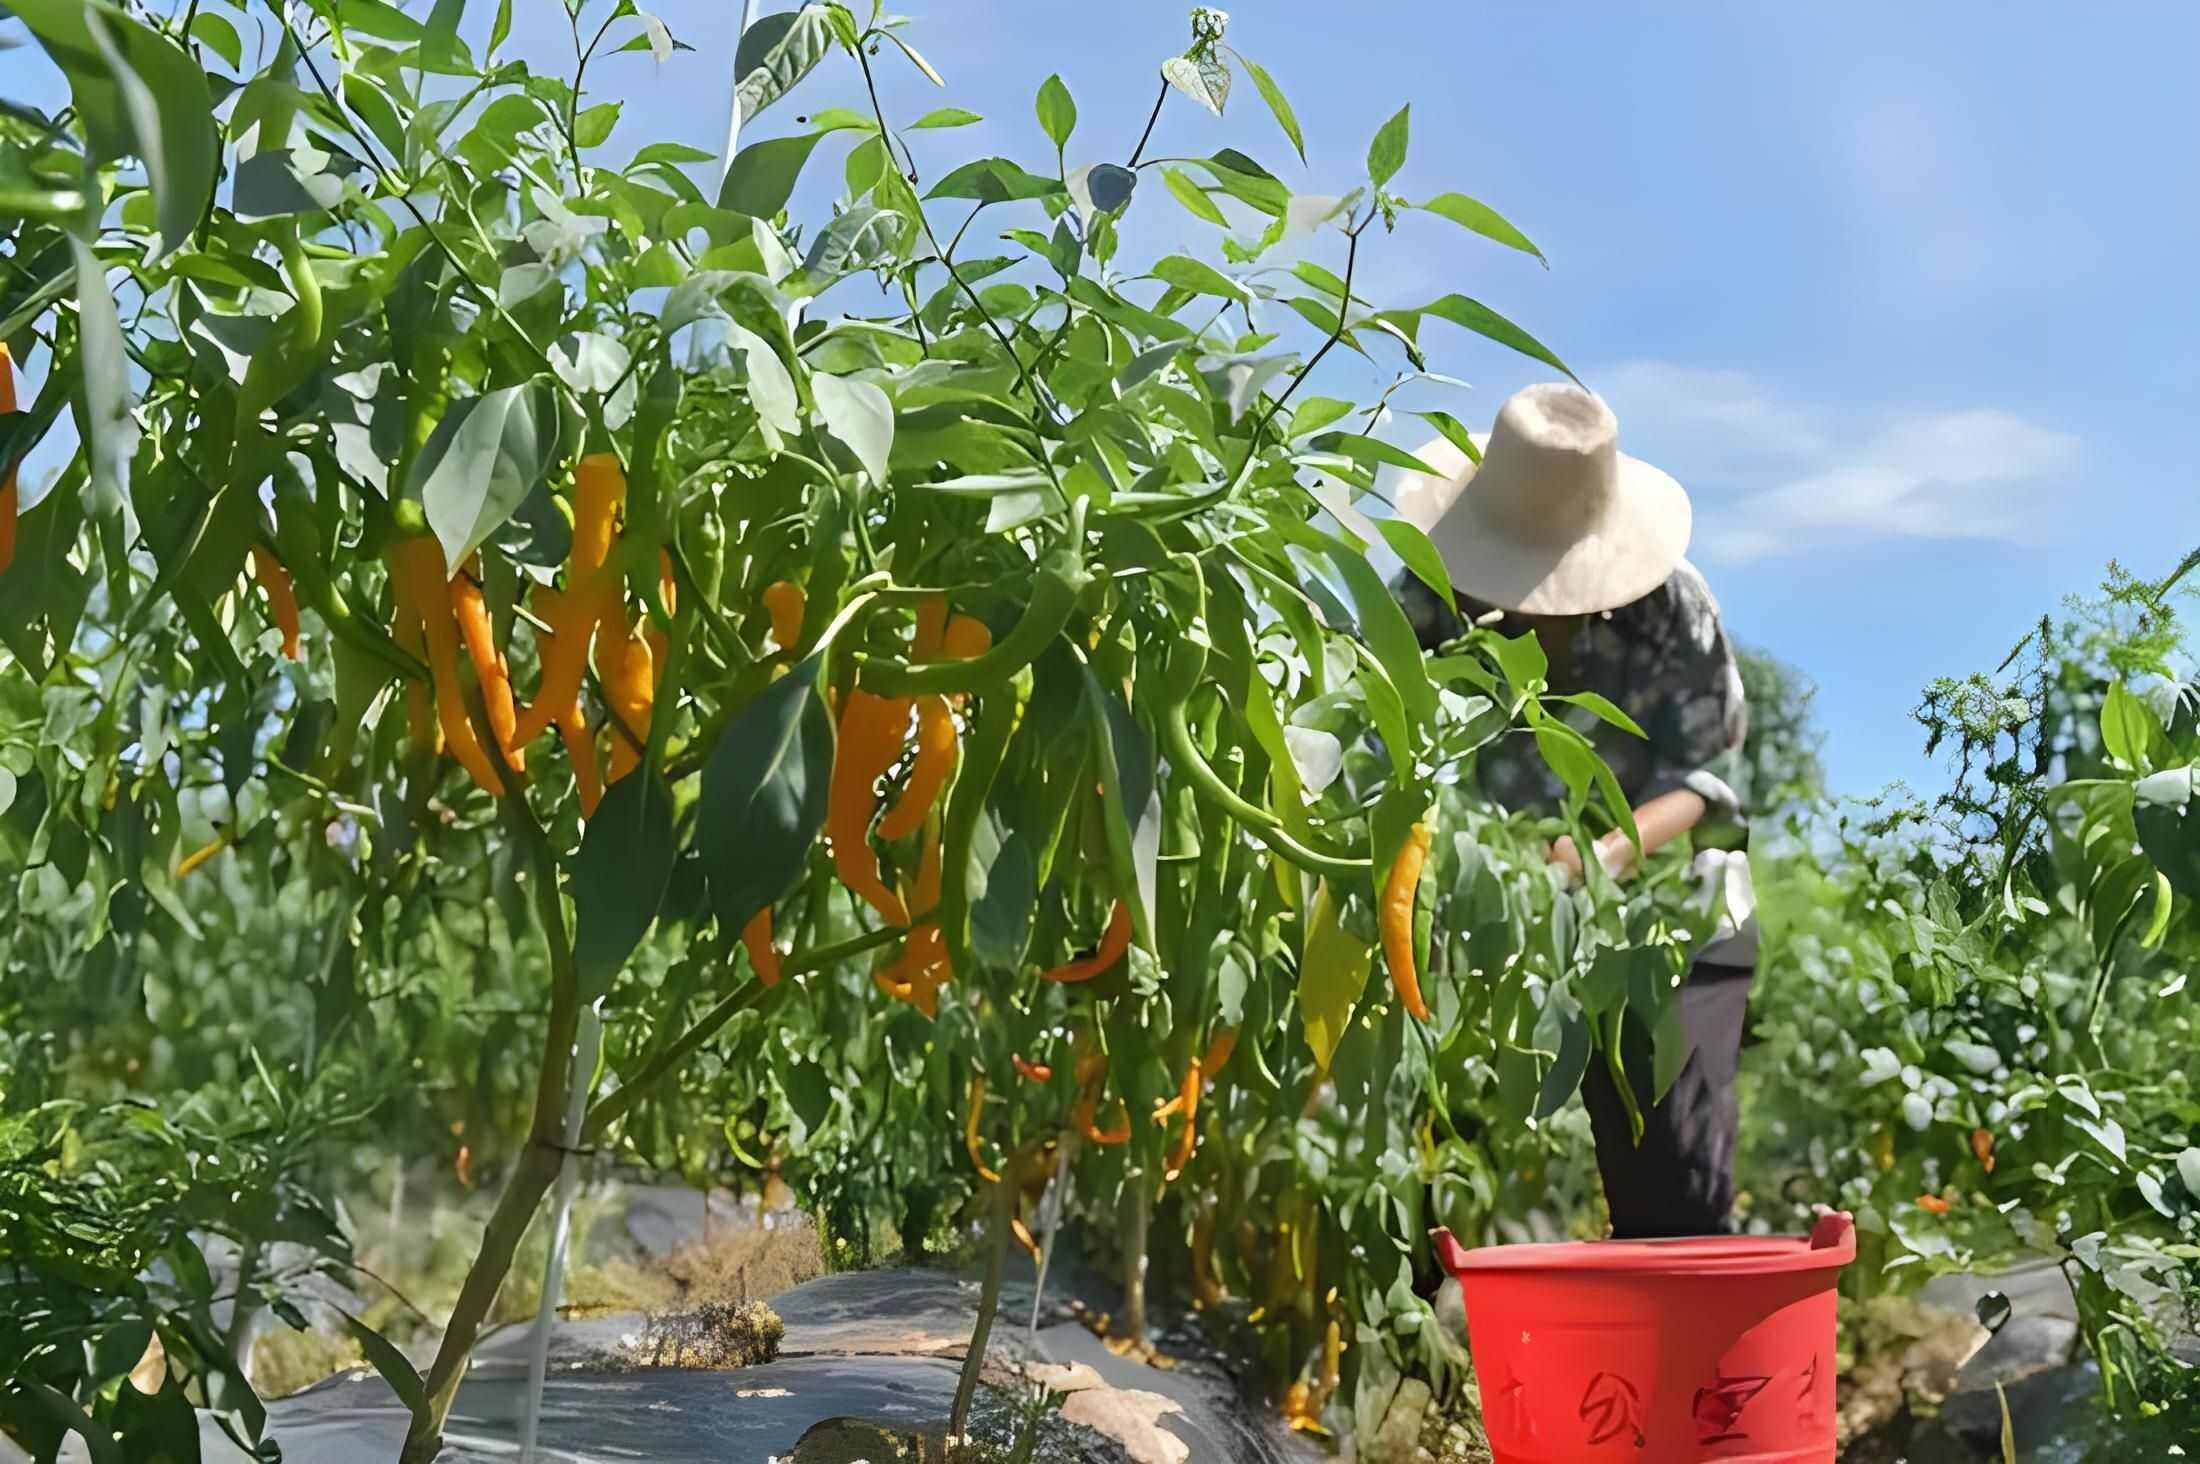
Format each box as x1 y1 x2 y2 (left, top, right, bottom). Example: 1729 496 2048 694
1901 1091 1934 1133
1944 1040 2000 1076
2134 764 2195 808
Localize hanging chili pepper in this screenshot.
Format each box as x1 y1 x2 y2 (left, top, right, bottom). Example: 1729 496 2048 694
1970 1128 1996 1174
391 594 442 761
390 536 504 795
913 593 949 659
1381 822 1434 1023
1040 900 1131 983
249 544 302 661
1155 1055 1203 1126
763 579 805 654
512 453 627 745
877 694 956 842
1072 1095 1132 1146
0 344 17 575
1917 1193 1953 1215
449 558 523 771
598 596 655 785
941 613 991 663
555 701 602 818
964 1075 1000 1184
742 908 782 988
1202 1028 1238 1077
828 690 913 926
176 835 228 878
1010 1215 1041 1260
1013 1055 1052 1084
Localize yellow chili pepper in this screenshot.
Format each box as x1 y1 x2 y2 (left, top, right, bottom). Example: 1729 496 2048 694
1381 821 1433 1023
763 579 805 654
965 1075 1000 1184
829 690 913 926
390 536 504 796
742 908 782 988
556 700 602 818
449 558 523 771
512 453 626 745
876 695 956 842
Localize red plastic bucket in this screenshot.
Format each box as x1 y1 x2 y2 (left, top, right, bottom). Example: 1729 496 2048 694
1431 1212 1855 1463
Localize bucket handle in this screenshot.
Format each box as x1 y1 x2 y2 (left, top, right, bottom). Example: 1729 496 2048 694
1428 1227 1475 1277
1809 1208 1856 1257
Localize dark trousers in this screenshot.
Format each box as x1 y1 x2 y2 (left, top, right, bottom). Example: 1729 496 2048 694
1579 962 1754 1239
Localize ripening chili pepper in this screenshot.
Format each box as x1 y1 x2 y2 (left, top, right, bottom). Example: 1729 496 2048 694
449 559 523 771
763 580 805 654
555 701 602 818
876 694 956 842
1917 1193 1953 1215
598 597 655 785
249 544 302 661
941 613 991 662
1203 1028 1238 1077
964 1075 1000 1184
828 690 913 926
0 343 18 575
1010 1214 1041 1261
742 908 782 988
1013 1055 1052 1084
913 593 948 659
1381 822 1434 1023
1040 900 1131 983
390 536 504 795
1970 1128 1996 1174
176 835 228 878
512 454 627 745
1072 1094 1132 1146
391 602 442 761
454 1144 473 1190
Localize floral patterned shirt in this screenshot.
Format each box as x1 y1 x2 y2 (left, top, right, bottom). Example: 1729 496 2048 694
1398 559 1757 964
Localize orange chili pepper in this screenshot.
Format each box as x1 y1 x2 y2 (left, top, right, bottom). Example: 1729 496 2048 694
1917 1194 1952 1215
941 614 991 662
449 558 523 771
598 597 655 785
742 908 782 988
1013 1055 1052 1084
876 694 956 842
249 544 302 661
512 453 626 745
1381 822 1434 1023
1073 1095 1132 1146
0 343 17 575
390 536 504 795
1010 1214 1041 1260
1203 1027 1238 1076
828 690 913 925
965 1075 1000 1183
392 599 442 760
1040 901 1131 983
763 579 805 653
555 701 602 818
1970 1128 1996 1174
913 593 949 659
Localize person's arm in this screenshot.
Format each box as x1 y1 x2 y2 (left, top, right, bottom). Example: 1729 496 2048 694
1549 787 1707 881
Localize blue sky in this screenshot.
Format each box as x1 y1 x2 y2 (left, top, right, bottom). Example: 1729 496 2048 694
14 2 2200 798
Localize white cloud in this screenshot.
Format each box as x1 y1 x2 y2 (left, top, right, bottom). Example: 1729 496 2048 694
1596 361 2082 567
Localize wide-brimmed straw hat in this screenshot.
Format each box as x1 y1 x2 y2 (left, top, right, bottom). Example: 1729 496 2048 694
1388 383 1692 617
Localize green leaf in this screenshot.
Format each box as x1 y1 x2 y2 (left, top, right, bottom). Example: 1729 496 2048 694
421 0 470 74
718 131 825 215
1288 397 1352 439
1320 529 1437 732
632 141 718 165
1066 162 1137 223
572 772 675 1000
1192 150 1289 218
1308 433 1440 477
1234 51 1305 164
1377 519 1453 610
489 0 514 57
1549 690 1646 739
1084 670 1161 948
1299 879 1372 1073
189 12 242 69
11 0 219 256
1161 167 1229 228
71 237 134 519
812 375 893 487
1368 104 1410 188
1035 73 1077 150
2135 801 2200 900
912 106 983 130
927 157 1064 203
728 323 799 447
574 101 621 149
1152 254 1249 303
697 655 834 935
1417 192 1545 264
408 378 563 577
233 147 347 221
803 203 901 279
1414 408 1481 465
1652 997 1693 1102
2098 680 2162 769
1533 723 1598 806
1534 1011 1592 1119
733 4 834 124
1409 294 1573 380
340 1311 428 1417
884 31 945 86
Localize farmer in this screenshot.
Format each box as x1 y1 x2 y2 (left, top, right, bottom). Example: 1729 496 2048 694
1387 382 1756 1239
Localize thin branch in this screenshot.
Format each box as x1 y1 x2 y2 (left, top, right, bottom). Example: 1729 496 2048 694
1126 79 1169 167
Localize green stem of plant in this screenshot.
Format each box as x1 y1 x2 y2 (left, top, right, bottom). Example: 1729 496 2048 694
950 1177 1015 1435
